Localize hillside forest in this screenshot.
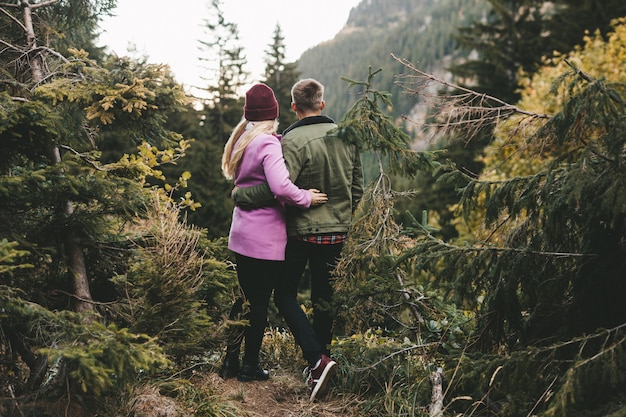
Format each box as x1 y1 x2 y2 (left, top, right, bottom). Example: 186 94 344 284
1 0 626 416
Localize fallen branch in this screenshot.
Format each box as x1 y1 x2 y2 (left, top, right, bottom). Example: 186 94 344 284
430 366 444 417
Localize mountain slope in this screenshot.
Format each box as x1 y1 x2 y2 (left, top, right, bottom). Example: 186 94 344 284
296 0 487 121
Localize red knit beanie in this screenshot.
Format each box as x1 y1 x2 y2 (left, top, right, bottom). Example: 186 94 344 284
244 83 279 121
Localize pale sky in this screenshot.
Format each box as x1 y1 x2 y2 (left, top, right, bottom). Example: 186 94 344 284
98 1 360 96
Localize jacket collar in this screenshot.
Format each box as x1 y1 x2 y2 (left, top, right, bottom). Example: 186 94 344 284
282 115 335 136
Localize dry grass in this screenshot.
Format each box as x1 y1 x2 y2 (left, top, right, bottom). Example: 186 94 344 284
130 385 181 417
207 368 361 417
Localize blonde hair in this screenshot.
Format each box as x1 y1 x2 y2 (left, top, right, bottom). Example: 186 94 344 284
221 119 279 180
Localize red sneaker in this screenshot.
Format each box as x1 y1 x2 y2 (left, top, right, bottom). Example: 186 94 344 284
308 354 336 401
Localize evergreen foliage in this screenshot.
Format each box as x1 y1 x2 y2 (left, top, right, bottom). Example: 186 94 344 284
0 239 31 274
333 67 470 353
451 0 626 103
262 23 300 129
34 0 116 58
0 2 235 413
546 0 626 63
332 329 434 406
109 192 215 359
160 102 236 239
4 1 626 415
171 0 249 238
381 18 626 416
452 0 549 103
198 0 248 140
0 285 169 397
395 56 626 348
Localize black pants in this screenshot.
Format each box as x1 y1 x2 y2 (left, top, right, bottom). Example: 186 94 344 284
230 253 280 366
274 238 343 364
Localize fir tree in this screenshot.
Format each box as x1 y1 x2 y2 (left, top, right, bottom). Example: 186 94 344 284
187 0 249 237
197 0 248 141
262 23 300 129
0 0 217 407
549 0 626 53
333 67 465 347
385 19 626 415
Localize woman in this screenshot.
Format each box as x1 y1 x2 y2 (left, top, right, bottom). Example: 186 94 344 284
220 83 327 381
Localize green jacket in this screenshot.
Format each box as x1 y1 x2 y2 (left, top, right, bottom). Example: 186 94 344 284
234 115 364 237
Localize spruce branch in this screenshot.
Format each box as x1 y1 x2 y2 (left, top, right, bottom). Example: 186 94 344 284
399 212 592 267
338 66 443 177
564 59 593 83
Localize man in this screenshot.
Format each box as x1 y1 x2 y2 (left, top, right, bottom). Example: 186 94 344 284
234 78 363 400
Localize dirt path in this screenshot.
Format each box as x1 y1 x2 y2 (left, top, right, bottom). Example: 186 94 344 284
209 370 354 417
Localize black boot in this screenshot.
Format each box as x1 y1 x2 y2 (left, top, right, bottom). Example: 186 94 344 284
237 363 270 382
219 352 240 379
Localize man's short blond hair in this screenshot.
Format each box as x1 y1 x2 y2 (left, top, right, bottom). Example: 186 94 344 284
291 78 324 113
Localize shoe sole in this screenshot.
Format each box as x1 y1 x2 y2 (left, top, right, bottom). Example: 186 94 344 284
309 360 336 401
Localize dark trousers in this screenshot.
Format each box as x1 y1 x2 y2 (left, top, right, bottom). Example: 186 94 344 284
275 238 343 363
230 253 280 366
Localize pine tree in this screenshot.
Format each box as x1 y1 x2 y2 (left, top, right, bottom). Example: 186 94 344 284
332 67 464 346
0 0 203 403
184 0 249 237
316 27 626 415
198 0 248 141
262 23 300 129
385 19 626 414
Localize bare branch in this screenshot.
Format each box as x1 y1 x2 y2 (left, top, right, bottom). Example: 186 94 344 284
352 342 440 371
0 38 24 53
35 45 70 64
60 145 107 171
0 6 27 31
390 53 550 143
28 0 59 10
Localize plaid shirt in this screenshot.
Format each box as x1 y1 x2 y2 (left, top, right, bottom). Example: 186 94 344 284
296 233 347 245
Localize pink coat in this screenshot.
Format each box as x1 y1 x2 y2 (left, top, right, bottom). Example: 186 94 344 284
228 133 311 261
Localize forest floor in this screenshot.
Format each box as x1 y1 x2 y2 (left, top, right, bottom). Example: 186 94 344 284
206 367 357 417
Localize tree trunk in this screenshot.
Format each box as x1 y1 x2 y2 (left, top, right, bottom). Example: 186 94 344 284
22 0 94 313
8 329 48 390
63 201 94 314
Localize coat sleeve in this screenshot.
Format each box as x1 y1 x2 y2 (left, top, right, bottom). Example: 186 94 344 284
260 136 311 208
232 182 276 209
